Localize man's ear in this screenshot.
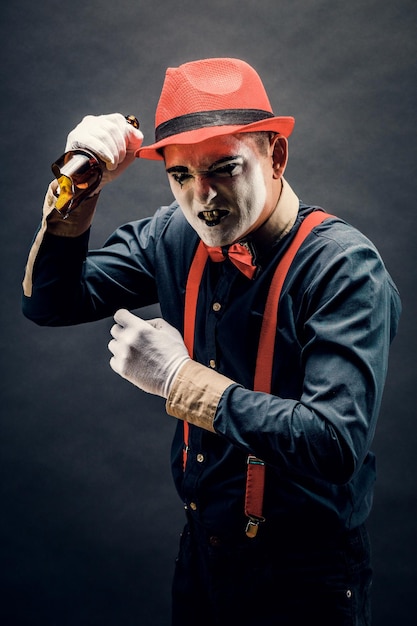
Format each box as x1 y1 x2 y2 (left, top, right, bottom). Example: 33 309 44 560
271 135 288 179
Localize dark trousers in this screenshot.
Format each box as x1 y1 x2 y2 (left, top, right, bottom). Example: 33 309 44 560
172 520 372 626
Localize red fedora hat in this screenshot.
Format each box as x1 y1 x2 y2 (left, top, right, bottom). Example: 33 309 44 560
137 58 295 161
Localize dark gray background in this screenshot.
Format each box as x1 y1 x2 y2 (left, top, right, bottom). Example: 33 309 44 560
1 1 416 624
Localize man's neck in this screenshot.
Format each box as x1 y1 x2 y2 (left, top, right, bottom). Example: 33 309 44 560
250 178 299 249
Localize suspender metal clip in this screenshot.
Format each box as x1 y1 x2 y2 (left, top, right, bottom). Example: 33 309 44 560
245 515 265 539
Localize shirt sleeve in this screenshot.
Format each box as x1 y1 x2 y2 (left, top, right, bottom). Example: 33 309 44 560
167 230 401 486
220 239 401 484
22 187 168 326
22 183 99 298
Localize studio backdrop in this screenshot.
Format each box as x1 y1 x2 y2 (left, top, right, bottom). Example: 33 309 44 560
1 1 415 624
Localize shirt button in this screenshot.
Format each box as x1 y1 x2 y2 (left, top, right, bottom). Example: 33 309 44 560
212 302 222 312
196 453 204 463
189 502 197 511
209 535 221 547
209 359 216 369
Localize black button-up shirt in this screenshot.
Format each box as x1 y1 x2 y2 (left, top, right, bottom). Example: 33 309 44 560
23 183 401 540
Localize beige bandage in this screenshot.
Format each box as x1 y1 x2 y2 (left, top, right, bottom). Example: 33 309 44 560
22 183 98 297
166 360 235 433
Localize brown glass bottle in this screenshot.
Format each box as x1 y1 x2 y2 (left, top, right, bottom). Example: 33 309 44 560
51 115 139 218
51 149 102 217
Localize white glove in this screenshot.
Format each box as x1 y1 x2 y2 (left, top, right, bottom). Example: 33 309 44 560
65 113 144 193
108 309 191 398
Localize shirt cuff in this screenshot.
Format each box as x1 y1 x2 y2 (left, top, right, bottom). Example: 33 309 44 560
166 360 235 433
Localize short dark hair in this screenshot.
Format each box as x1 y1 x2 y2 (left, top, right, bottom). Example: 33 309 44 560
239 131 278 155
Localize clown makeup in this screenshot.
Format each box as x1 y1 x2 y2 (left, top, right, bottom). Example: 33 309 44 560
164 133 284 247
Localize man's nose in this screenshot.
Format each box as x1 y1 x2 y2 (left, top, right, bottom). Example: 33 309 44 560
194 175 217 204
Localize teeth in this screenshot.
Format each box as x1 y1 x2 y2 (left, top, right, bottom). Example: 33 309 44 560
198 208 229 227
202 209 220 221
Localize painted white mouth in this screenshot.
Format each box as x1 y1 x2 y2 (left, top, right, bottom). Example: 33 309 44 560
198 208 229 227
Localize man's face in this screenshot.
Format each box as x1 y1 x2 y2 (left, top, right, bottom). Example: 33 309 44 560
164 133 282 247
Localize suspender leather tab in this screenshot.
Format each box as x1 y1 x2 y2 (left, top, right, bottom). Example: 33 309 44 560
244 456 266 538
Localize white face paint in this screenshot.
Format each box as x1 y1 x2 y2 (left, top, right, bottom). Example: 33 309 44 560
164 133 280 247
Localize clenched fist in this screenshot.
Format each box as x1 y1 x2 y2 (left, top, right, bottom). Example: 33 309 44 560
65 113 144 193
108 309 190 398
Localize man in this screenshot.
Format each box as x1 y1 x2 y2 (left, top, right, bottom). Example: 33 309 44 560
22 58 401 625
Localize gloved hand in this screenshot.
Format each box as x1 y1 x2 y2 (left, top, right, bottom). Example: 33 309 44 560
65 113 144 194
108 309 191 398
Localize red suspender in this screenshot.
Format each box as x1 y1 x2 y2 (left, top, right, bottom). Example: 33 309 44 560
183 242 210 468
254 210 333 393
245 210 332 536
183 212 333 534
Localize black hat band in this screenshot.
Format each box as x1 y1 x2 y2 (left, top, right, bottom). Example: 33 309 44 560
155 109 275 142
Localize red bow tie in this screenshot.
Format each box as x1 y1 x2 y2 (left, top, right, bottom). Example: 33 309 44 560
204 242 257 279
